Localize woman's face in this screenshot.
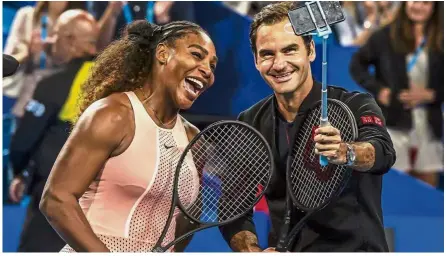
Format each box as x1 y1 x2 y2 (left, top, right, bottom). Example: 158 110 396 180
405 1 434 24
159 31 218 110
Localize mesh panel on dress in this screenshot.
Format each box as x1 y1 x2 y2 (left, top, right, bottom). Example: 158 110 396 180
59 130 198 252
126 129 197 249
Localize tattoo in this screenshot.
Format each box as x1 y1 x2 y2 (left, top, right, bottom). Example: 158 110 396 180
350 142 375 172
230 231 262 252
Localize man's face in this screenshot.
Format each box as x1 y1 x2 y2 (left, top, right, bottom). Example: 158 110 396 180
51 19 98 63
254 19 315 95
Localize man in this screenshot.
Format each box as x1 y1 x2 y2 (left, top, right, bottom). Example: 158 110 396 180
219 2 396 252
8 9 98 252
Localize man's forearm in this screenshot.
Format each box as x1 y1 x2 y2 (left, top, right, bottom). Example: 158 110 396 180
350 142 375 172
229 231 262 252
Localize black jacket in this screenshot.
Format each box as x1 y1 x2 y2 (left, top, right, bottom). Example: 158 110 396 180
9 57 93 194
219 81 396 252
349 25 444 140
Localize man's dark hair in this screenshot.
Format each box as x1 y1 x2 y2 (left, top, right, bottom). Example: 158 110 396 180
249 2 313 57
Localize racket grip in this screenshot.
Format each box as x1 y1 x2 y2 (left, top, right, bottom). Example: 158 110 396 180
319 155 329 167
276 215 291 252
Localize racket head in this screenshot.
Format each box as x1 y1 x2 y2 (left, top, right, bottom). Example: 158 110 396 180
287 98 358 213
174 120 274 225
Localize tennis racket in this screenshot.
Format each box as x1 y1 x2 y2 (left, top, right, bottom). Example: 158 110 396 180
152 120 274 252
276 98 358 252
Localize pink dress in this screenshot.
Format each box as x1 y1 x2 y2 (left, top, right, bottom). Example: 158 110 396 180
60 92 199 252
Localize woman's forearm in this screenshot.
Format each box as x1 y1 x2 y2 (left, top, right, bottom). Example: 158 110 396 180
40 191 110 252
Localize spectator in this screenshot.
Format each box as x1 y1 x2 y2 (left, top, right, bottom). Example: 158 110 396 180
3 1 87 101
223 2 275 18
8 9 98 252
4 1 119 119
334 1 400 47
92 1 196 46
349 1 443 187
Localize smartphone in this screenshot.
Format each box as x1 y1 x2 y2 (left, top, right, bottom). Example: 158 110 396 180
288 1 345 36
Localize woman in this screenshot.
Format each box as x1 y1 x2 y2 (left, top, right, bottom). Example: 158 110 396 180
39 20 218 252
350 1 443 187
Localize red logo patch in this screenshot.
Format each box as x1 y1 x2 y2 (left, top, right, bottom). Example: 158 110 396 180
361 115 383 127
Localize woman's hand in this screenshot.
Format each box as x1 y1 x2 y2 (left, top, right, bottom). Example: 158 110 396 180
398 87 435 109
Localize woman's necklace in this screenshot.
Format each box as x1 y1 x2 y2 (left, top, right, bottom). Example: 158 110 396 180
139 88 177 127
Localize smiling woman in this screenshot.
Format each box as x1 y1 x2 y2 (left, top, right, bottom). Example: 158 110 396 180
39 20 219 252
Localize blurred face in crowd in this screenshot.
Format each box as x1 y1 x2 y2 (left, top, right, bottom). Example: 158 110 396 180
405 1 434 24
254 19 315 95
50 10 99 64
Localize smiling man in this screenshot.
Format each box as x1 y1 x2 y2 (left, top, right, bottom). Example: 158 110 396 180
219 2 396 252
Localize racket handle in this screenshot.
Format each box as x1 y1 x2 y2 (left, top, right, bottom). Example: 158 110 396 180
319 156 329 167
276 242 288 252
276 209 292 252
319 120 330 167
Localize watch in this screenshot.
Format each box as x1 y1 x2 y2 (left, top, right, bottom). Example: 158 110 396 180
363 20 376 30
345 143 356 166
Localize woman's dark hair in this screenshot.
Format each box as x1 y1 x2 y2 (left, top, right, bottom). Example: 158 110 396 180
75 20 208 122
390 1 443 54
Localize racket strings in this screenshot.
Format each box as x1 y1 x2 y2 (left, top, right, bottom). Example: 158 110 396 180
290 103 354 209
193 126 269 221
177 123 272 223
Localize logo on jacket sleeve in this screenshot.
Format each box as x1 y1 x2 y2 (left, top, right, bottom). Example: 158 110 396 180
25 99 46 117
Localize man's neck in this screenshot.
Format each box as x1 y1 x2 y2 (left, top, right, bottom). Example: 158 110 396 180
275 77 313 123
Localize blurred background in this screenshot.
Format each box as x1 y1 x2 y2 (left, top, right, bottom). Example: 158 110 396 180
2 1 444 253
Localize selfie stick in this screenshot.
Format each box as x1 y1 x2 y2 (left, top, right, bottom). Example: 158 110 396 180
303 1 333 167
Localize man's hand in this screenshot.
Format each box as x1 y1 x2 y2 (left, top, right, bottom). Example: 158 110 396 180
230 231 262 252
314 125 376 172
398 87 435 109
9 176 26 203
28 29 44 56
314 125 347 165
263 247 277 252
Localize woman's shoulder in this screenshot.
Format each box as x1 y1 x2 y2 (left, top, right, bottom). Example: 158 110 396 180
81 92 134 128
